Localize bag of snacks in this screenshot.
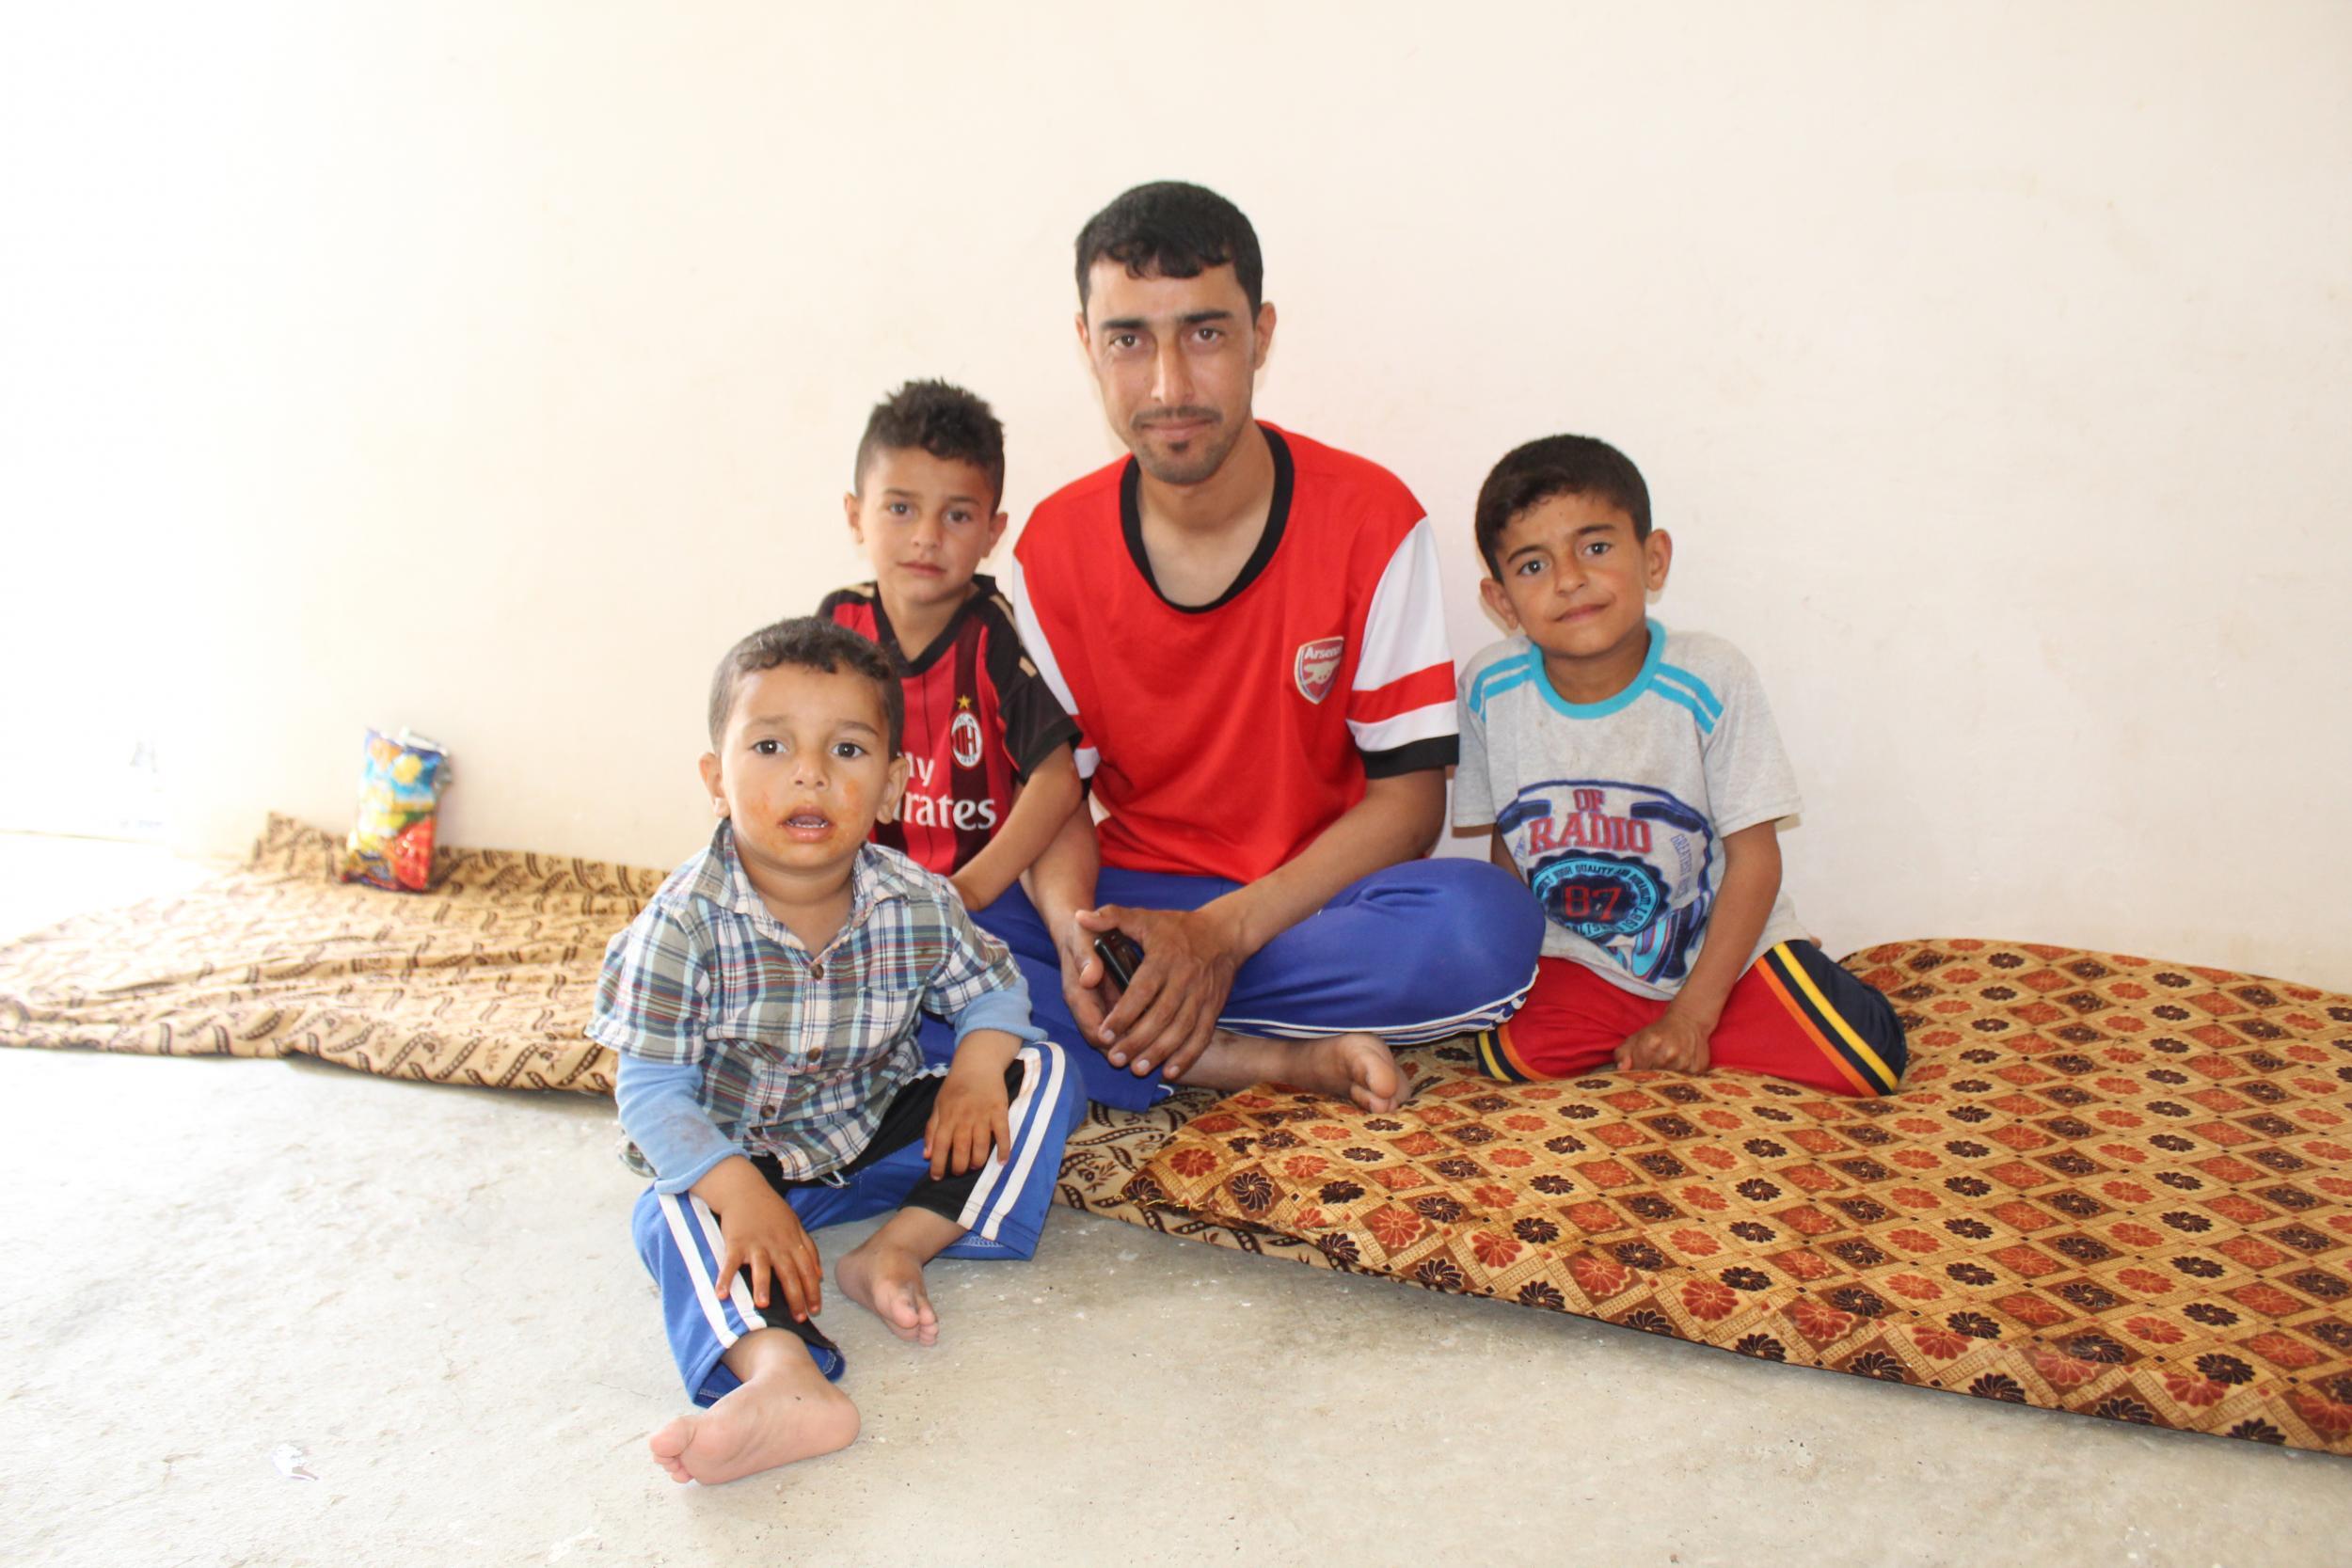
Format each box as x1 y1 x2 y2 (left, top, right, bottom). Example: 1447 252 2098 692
339 728 451 892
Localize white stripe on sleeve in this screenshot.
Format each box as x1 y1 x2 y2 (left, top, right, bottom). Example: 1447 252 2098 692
1352 517 1455 695
999 555 1097 780
1350 704 1457 755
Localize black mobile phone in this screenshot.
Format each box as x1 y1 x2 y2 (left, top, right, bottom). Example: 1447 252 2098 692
1092 930 1145 990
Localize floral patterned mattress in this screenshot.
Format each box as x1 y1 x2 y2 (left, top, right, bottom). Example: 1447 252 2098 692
1057 942 2352 1456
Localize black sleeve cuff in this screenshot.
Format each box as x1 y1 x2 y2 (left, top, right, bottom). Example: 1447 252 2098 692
1360 735 1457 779
1009 718 1082 783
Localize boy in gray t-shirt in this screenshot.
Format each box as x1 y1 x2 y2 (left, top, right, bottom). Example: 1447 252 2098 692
1454 435 1906 1096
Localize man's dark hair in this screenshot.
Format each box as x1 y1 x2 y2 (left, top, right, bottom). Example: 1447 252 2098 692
707 617 904 757
1472 435 1653 578
1074 182 1263 314
851 379 1006 511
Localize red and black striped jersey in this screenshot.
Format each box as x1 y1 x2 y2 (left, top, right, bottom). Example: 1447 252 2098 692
818 575 1078 877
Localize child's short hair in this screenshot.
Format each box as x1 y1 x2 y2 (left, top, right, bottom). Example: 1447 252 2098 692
1074 182 1264 314
707 618 905 757
1473 435 1653 578
852 380 1006 511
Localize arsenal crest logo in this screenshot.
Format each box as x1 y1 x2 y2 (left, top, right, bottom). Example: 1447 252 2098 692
1294 636 1344 705
949 710 985 768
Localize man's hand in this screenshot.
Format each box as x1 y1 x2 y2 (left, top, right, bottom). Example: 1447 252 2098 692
1615 1009 1715 1077
925 1063 1013 1179
1053 917 1112 1047
707 1177 823 1322
1074 903 1243 1084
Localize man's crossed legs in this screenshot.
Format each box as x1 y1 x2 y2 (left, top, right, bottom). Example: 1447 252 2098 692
928 858 1543 1110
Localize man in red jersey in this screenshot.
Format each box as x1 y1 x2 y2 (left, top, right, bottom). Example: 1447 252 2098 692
990 182 1541 1112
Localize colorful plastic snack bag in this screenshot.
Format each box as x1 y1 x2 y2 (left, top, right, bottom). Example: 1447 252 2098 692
339 728 451 892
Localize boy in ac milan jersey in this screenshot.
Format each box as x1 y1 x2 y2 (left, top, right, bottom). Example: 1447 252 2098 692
818 381 1082 914
993 182 1543 1112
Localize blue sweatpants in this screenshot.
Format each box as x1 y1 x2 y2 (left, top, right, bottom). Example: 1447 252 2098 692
632 1040 1081 1404
921 858 1544 1109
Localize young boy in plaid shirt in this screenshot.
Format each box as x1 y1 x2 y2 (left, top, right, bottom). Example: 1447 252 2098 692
592 617 1083 1484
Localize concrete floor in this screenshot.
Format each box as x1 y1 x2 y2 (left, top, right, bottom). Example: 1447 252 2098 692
4 835 2349 1568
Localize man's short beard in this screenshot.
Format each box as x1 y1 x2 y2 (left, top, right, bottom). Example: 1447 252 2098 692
1130 412 1247 486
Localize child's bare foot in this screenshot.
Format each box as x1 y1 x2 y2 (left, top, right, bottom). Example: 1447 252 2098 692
836 1238 941 1346
1301 1031 1404 1113
646 1349 856 1485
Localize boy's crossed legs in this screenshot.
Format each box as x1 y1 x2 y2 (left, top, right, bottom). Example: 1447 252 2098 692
630 1041 1080 1484
1470 941 1908 1096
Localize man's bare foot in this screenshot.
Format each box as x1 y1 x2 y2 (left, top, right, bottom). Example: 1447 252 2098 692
1167 1028 1406 1111
1302 1031 1404 1113
646 1353 856 1485
836 1238 941 1346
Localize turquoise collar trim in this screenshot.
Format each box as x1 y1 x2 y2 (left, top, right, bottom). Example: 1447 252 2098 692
1530 619 1665 718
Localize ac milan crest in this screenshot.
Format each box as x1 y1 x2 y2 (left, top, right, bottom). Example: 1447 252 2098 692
1294 636 1344 704
950 708 985 768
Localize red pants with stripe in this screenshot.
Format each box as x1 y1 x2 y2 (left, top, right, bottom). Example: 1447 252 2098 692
1473 941 1907 1096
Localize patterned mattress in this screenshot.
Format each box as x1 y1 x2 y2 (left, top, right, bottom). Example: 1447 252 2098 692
1060 942 2352 1455
6 820 2348 1452
0 815 631 1090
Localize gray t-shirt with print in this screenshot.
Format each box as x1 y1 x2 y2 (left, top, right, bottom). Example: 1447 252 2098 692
1454 622 1809 1002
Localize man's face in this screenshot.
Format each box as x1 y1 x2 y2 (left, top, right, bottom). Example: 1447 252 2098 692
1076 260 1275 486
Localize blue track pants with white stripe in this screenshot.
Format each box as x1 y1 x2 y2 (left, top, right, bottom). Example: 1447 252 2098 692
632 1040 1081 1404
921 858 1544 1110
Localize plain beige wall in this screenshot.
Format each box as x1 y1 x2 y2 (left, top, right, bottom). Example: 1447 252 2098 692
6 3 2349 985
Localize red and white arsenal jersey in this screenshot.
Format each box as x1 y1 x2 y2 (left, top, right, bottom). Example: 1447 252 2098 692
1004 424 1456 882
819 576 1078 877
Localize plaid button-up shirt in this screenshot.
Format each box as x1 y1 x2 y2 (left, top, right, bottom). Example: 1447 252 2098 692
589 823 1028 1181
